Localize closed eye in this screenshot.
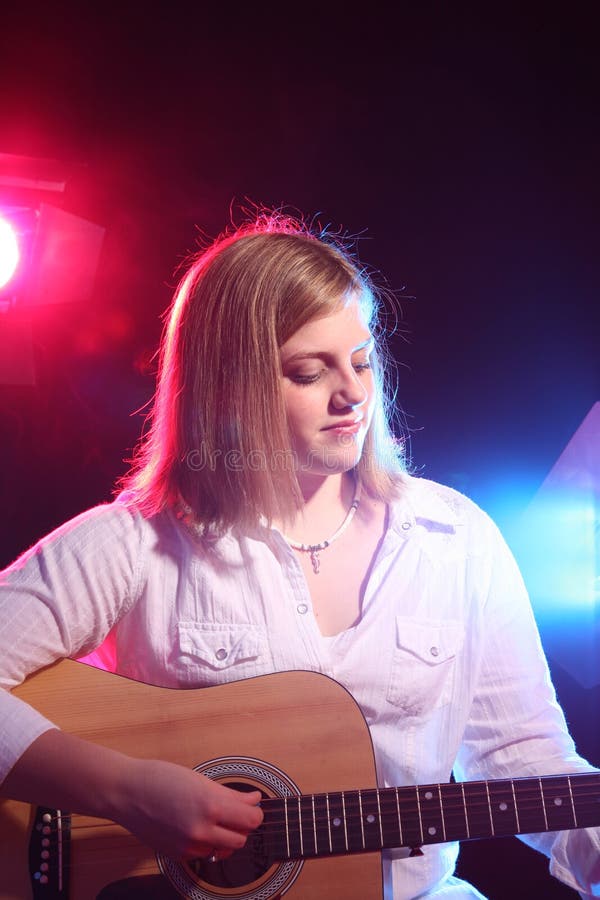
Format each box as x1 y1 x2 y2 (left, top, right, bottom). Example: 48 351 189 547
289 370 325 385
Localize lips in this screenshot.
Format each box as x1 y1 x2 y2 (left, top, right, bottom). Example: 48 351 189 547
322 418 363 432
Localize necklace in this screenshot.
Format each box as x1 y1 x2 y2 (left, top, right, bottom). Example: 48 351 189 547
282 482 362 575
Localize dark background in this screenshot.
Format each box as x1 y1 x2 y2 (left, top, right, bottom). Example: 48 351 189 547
0 5 598 898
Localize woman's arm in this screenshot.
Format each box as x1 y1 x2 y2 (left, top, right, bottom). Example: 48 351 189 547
1 727 263 860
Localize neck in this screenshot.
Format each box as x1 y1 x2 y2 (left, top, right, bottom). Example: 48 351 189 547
279 472 357 545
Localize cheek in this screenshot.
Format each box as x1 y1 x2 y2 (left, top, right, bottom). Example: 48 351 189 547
283 390 319 441
285 396 307 436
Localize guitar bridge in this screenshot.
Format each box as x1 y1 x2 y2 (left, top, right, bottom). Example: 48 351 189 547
28 806 71 897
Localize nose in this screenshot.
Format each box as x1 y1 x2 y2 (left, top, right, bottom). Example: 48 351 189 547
331 366 368 410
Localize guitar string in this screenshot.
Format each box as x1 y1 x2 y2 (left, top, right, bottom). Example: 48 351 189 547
44 811 596 877
41 801 595 881
41 782 594 869
50 779 597 839
54 775 596 832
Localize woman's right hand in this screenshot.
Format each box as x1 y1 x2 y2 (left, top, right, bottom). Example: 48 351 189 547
118 756 263 860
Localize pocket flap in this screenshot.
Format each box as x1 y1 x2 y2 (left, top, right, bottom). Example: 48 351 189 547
176 623 265 670
394 616 463 665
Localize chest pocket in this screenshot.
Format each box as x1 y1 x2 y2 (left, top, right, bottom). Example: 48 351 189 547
387 616 464 718
173 622 270 686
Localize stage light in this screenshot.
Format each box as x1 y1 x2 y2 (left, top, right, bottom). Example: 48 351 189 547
514 403 600 688
0 153 105 385
0 216 19 289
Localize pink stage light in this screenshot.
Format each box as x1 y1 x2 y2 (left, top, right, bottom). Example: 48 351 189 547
0 215 20 289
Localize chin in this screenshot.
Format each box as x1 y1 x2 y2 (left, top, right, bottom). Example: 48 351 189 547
301 451 363 476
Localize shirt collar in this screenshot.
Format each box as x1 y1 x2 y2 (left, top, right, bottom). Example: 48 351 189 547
388 475 462 537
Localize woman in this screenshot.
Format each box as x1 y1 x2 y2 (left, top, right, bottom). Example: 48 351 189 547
0 212 598 899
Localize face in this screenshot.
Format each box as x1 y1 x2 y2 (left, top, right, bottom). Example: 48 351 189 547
279 296 376 481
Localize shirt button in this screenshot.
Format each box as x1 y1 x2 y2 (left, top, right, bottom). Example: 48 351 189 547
215 648 228 661
430 646 439 657
297 603 308 615
401 521 412 530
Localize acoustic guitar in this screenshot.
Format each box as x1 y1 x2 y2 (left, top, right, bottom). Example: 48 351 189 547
0 659 598 899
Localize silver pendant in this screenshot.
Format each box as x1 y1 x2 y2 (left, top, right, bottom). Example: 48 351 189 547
309 548 321 574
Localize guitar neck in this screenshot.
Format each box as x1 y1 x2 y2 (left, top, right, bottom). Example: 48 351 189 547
260 772 600 860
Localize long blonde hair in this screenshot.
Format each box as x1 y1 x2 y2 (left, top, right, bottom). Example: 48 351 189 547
120 213 405 530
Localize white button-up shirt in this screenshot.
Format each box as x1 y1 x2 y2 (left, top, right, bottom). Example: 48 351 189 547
1 476 598 898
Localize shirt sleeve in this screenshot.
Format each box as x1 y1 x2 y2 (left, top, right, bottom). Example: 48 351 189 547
454 512 600 896
0 500 145 783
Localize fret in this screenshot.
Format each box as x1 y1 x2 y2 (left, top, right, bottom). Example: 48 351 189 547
283 797 291 858
342 792 349 850
261 798 288 860
485 781 494 835
312 793 330 856
461 782 470 839
538 778 549 832
567 777 577 827
358 790 366 849
359 789 384 851
510 781 520 832
283 796 302 859
325 793 333 853
290 793 328 858
511 778 547 833
326 791 349 854
570 773 600 828
376 789 384 848
342 790 363 852
438 782 470 841
488 779 519 836
438 785 447 842
396 785 423 848
297 797 304 856
462 780 494 838
377 788 404 847
415 784 424 843
417 785 445 844
540 775 578 830
569 772 600 828
299 795 315 856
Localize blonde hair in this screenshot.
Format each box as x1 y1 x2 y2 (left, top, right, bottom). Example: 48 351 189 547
120 213 405 530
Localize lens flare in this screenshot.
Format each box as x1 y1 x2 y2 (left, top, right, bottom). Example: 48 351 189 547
0 217 20 289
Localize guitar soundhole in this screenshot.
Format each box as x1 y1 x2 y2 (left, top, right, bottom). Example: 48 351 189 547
156 756 303 900
188 782 271 889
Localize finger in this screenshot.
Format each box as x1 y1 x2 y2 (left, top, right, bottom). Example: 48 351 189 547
181 824 250 861
212 785 264 830
209 823 255 853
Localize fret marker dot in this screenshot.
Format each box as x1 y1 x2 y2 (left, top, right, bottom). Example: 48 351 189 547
428 826 437 835
499 802 508 812
366 814 375 824
333 816 342 827
554 797 563 806
424 791 433 800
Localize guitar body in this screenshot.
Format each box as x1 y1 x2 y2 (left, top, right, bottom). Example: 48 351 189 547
0 661 383 900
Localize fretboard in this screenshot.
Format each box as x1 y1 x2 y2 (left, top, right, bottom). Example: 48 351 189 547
258 772 600 861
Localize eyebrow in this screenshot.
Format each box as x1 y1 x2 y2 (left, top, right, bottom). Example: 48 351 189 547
282 336 374 364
